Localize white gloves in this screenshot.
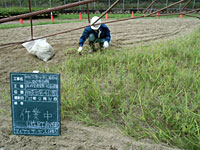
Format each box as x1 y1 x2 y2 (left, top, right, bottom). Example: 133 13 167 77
78 42 109 54
78 47 82 53
103 41 109 48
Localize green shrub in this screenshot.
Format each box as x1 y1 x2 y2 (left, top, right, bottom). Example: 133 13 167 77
0 7 45 17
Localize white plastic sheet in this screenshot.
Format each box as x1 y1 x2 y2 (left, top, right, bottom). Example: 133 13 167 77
22 38 54 61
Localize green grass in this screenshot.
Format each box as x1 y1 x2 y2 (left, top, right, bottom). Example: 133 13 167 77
0 20 85 29
0 7 45 16
57 13 199 20
0 13 198 29
35 27 200 150
0 88 10 114
56 13 143 20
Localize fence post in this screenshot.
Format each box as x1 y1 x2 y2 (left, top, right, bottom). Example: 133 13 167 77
18 0 22 7
93 2 95 10
108 0 110 7
137 0 140 11
49 0 52 8
34 0 37 7
166 0 168 13
79 0 82 11
193 0 196 9
179 3 182 11
123 0 125 11
4 0 7 8
150 0 154 13
64 0 66 5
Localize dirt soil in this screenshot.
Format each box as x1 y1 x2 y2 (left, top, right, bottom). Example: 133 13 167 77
0 18 200 150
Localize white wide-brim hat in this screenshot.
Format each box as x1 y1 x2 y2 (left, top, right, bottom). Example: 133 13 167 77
90 16 101 30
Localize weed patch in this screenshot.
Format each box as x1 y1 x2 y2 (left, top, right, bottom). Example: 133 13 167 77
38 27 200 149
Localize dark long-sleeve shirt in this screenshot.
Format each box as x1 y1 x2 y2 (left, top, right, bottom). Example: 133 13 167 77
79 24 111 47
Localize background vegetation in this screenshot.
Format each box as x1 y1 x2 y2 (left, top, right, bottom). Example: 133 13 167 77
0 0 199 8
0 7 44 17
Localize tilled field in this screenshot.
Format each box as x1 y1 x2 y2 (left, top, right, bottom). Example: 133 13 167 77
0 18 199 85
0 18 199 150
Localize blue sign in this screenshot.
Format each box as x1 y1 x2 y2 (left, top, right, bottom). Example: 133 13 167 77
10 72 61 136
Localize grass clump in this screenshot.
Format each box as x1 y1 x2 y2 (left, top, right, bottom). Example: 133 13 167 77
39 28 200 149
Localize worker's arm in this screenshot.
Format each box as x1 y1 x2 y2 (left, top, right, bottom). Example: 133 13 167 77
104 25 111 43
79 27 90 47
78 27 90 54
103 25 111 48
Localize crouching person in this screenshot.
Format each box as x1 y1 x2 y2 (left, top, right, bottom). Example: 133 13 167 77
78 16 111 54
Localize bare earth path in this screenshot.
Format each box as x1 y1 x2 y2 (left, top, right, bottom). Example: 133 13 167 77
0 18 199 150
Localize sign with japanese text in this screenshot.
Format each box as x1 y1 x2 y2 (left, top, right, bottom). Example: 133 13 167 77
10 72 61 136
